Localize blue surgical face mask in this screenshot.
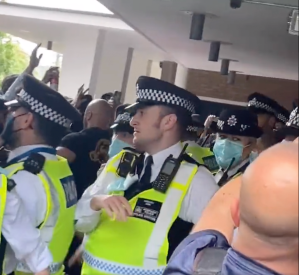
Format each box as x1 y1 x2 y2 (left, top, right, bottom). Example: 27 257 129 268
108 138 131 159
249 151 259 163
213 139 243 170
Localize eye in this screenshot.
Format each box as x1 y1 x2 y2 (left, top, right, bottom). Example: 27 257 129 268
232 137 241 142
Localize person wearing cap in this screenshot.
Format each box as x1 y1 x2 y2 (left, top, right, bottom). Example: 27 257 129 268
211 109 262 186
247 92 280 133
182 116 219 174
277 107 299 142
75 76 218 275
274 103 290 130
1 75 81 275
109 108 134 159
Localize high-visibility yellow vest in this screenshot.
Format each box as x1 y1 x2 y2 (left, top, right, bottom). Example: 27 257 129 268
5 156 77 275
82 150 198 275
183 142 219 174
0 174 7 269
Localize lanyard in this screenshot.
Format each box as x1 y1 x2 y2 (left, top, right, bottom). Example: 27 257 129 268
5 147 56 167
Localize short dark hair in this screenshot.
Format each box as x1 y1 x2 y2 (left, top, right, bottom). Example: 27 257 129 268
159 105 191 134
33 113 68 147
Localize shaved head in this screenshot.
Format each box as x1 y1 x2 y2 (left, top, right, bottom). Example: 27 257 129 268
84 99 113 130
231 143 299 274
240 142 298 241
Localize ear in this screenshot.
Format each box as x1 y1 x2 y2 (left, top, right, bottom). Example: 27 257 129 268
85 111 92 121
230 199 240 228
161 114 177 131
22 112 34 129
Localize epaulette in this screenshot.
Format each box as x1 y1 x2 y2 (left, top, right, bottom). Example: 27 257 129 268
23 153 45 174
122 147 143 156
182 153 201 167
7 179 16 192
193 247 226 275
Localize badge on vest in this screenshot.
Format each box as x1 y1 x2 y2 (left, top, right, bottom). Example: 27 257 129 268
60 176 77 208
133 198 162 223
202 155 219 172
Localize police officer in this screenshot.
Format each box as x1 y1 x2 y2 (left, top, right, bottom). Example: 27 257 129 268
1 75 81 275
277 106 298 142
182 117 219 174
75 76 218 275
211 109 262 186
109 109 134 158
274 103 290 130
0 172 52 275
247 92 280 133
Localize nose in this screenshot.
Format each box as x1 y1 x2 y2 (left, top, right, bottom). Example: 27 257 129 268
130 114 138 127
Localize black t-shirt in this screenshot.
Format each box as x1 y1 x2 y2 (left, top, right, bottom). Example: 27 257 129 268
60 127 111 198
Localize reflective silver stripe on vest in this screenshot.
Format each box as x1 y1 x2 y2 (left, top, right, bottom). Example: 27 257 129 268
83 251 165 275
143 162 196 268
17 262 63 274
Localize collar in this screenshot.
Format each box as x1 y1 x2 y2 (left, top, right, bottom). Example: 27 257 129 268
227 158 250 178
7 145 57 163
144 142 182 169
225 248 283 275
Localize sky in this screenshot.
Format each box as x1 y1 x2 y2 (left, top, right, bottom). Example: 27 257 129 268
6 0 113 14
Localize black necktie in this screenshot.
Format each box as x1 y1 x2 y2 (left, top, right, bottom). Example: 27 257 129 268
140 155 153 185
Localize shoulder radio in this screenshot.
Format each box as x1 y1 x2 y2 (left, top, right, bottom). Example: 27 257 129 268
152 144 188 193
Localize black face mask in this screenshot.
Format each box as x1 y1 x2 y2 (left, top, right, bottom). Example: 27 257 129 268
1 112 28 148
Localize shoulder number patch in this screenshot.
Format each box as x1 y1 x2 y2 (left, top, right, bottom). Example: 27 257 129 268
60 176 77 208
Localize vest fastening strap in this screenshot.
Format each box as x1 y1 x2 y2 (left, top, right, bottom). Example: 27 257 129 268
83 251 165 275
17 262 63 274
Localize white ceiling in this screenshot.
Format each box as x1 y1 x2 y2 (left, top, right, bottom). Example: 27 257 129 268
98 0 299 80
0 6 168 61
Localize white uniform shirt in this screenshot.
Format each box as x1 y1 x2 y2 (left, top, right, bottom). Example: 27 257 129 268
4 145 57 273
76 142 219 233
214 159 250 184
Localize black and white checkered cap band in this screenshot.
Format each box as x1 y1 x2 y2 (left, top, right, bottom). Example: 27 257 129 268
277 113 288 123
186 125 199 133
248 98 275 113
18 90 70 127
136 88 196 114
286 107 299 127
115 112 131 124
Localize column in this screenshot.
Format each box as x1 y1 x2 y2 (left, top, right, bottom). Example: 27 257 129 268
59 29 134 100
174 64 189 89
90 31 134 100
124 54 150 104
59 30 99 98
160 61 177 84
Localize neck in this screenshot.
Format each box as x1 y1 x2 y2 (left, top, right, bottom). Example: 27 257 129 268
233 228 298 275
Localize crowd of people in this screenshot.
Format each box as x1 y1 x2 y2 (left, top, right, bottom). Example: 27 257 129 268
0 43 297 275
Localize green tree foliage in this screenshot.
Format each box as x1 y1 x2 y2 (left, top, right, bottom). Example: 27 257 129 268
0 32 28 84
